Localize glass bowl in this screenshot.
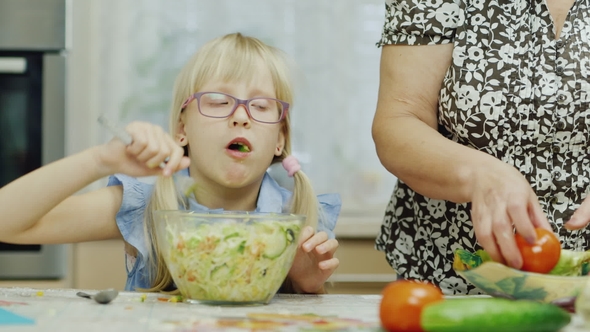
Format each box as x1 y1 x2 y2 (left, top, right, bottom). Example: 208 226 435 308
454 249 589 303
154 210 305 305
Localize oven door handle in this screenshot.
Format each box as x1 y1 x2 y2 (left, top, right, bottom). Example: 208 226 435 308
0 57 27 74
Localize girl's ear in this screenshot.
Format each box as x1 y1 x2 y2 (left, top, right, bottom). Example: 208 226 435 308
176 117 188 146
275 127 286 156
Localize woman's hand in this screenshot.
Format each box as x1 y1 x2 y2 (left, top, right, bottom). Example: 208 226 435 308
287 226 339 294
564 196 590 230
469 158 552 269
93 121 190 177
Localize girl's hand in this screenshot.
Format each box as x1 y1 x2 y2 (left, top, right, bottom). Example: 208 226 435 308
93 121 190 177
469 159 552 270
287 226 339 294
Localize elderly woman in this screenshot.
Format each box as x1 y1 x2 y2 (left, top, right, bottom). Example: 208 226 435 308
372 0 590 294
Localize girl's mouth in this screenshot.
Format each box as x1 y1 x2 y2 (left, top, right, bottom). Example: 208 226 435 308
228 142 251 153
226 137 252 154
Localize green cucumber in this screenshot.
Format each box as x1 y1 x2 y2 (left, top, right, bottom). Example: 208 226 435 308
252 222 289 259
210 264 231 280
262 230 288 259
421 298 571 332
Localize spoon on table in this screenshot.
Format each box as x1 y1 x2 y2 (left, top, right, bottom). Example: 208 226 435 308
76 289 119 304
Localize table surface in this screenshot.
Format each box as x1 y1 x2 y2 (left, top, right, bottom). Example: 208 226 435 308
0 287 383 331
0 287 588 331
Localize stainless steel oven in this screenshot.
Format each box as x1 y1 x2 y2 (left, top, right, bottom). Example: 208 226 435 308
0 0 68 279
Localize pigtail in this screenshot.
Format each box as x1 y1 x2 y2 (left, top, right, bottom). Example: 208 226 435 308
279 158 330 294
280 154 324 231
138 176 180 294
290 171 320 230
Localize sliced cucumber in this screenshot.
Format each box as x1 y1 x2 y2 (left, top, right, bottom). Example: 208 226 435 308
262 230 288 259
210 264 231 280
251 222 292 259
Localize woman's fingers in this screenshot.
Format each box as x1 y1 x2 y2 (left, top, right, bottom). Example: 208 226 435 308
509 199 537 244
494 218 522 269
530 197 552 231
473 203 504 265
472 192 533 269
565 196 590 230
474 208 523 269
468 160 548 270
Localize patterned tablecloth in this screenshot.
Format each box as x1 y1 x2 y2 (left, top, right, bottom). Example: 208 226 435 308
0 287 588 331
0 288 382 331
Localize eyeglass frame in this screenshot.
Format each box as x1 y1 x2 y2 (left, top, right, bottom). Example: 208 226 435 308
180 91 290 124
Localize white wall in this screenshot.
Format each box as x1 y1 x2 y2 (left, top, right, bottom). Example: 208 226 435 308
66 0 106 191
65 0 397 234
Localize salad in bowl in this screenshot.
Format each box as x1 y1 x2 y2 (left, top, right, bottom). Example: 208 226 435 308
154 210 305 305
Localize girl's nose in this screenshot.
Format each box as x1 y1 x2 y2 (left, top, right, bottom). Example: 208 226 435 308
230 104 251 127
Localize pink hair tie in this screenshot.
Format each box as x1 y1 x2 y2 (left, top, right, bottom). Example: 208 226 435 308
282 156 301 177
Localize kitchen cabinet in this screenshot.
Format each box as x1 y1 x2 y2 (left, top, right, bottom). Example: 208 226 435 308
0 241 126 290
72 240 127 290
327 216 396 294
326 238 395 294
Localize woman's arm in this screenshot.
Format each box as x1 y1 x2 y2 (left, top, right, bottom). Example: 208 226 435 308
372 44 551 268
373 44 489 202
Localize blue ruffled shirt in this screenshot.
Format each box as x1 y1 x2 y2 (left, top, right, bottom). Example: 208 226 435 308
107 168 342 291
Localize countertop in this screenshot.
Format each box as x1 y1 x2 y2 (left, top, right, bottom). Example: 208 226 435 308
0 287 588 331
0 287 381 331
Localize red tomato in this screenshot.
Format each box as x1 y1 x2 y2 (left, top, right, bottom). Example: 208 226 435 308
379 279 444 332
515 228 561 274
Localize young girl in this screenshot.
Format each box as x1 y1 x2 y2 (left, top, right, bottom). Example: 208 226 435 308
0 32 341 295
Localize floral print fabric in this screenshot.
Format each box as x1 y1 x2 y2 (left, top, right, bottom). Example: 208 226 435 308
375 0 590 294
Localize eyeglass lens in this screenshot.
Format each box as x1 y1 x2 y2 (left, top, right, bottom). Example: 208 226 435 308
199 92 283 123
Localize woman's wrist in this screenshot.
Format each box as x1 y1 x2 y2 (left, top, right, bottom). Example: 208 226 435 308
457 151 501 202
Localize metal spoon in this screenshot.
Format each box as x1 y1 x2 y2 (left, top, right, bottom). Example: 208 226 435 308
76 289 119 304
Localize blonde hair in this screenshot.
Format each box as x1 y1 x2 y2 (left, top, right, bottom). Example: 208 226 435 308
140 32 321 293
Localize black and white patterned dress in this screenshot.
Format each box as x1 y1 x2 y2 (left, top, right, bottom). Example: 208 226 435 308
375 0 590 295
